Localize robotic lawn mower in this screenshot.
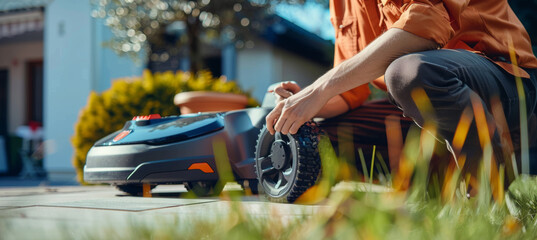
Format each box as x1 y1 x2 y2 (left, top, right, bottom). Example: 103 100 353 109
84 83 322 202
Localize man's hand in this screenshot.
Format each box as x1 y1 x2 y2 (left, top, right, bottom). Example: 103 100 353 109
265 86 328 135
273 82 301 102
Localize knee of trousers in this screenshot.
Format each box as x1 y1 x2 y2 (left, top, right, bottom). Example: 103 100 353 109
384 53 446 125
385 53 435 104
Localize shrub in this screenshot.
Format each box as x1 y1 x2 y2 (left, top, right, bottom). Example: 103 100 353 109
71 70 258 183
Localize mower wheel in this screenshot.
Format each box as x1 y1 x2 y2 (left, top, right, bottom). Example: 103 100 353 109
116 184 156 196
255 122 321 203
185 181 223 197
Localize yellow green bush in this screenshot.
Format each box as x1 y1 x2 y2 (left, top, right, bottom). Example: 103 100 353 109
72 70 258 183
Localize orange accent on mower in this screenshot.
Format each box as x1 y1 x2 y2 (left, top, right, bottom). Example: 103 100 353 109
113 130 132 142
132 114 162 121
188 163 215 173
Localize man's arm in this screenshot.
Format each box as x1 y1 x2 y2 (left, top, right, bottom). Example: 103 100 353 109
266 28 439 135
317 95 349 118
273 82 349 118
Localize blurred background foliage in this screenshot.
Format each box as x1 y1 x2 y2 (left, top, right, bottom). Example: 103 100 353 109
91 0 328 72
93 0 537 71
71 70 258 182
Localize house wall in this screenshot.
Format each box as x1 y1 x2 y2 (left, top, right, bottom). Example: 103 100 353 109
236 39 329 102
44 0 142 174
0 41 43 133
274 47 328 91
236 40 275 101
44 0 93 173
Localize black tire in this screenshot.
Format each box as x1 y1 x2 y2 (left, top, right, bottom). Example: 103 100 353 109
116 184 156 196
255 122 321 203
185 181 223 197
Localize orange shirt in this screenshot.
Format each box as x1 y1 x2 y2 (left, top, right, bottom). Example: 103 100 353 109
332 0 537 110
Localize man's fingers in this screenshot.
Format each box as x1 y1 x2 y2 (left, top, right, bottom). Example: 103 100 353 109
274 117 287 134
265 105 282 135
266 114 276 135
288 122 302 135
274 87 293 99
266 95 309 135
280 82 301 93
279 118 296 135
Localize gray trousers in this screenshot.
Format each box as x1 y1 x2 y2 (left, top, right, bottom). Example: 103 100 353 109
385 49 537 175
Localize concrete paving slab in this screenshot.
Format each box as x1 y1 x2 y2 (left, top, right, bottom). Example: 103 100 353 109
0 187 119 207
0 185 111 197
1 201 314 239
0 182 386 239
42 197 216 211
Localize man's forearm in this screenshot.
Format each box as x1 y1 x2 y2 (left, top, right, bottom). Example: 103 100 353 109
312 28 439 101
316 95 349 118
265 28 440 135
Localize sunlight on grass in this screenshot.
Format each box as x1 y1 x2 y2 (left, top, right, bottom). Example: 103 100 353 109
5 44 537 239
53 174 537 240
4 106 537 239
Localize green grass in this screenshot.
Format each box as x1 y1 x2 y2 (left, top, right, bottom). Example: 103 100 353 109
4 129 537 240
68 177 537 240
73 125 537 240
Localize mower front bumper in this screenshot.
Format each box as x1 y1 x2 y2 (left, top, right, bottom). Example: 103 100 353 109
83 135 221 184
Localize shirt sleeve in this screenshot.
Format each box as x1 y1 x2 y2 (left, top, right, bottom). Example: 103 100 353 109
390 1 455 46
339 84 371 110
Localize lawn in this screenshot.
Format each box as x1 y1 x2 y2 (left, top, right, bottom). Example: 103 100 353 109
84 126 537 240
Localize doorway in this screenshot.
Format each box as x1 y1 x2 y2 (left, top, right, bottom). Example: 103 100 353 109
26 61 43 124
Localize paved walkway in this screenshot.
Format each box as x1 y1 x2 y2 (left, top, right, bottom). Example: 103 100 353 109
0 182 333 239
0 174 389 240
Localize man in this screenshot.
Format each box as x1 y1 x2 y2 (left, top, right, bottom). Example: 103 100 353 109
266 0 537 180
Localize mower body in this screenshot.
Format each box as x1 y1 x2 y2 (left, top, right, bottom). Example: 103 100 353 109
83 107 271 185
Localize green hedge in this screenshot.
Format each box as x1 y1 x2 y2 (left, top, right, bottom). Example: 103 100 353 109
71 70 257 183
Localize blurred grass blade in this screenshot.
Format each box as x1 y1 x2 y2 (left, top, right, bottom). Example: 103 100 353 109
452 106 473 159
376 151 392 186
370 145 376 184
393 126 420 192
337 124 357 180
411 88 436 126
470 94 492 149
212 138 238 200
358 148 369 182
442 156 464 202
490 96 518 181
508 37 529 174
385 114 404 175
470 94 502 201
